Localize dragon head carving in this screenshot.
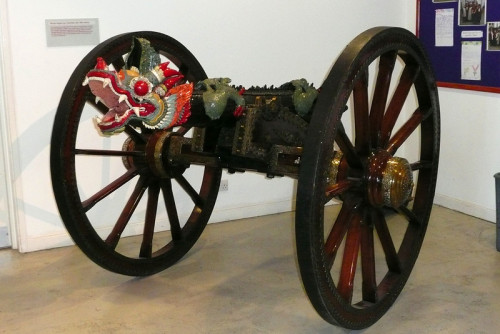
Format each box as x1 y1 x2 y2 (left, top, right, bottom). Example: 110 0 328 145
83 37 193 135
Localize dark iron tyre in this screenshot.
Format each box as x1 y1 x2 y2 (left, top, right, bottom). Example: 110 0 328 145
51 31 221 276
296 27 440 329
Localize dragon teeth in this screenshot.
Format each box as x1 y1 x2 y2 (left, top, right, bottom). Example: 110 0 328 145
102 78 111 88
132 107 141 117
82 76 89 86
95 96 101 105
118 95 127 103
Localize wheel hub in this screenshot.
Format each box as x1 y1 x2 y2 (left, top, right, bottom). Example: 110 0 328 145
366 150 413 208
145 131 186 178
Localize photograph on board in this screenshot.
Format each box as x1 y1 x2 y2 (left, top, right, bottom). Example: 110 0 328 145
458 0 486 26
487 22 500 51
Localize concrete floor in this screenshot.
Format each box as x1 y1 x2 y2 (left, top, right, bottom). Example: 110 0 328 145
0 205 499 333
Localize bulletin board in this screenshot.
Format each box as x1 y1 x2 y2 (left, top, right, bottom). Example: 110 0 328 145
417 0 500 93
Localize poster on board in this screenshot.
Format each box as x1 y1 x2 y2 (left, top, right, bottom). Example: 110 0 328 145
418 0 500 93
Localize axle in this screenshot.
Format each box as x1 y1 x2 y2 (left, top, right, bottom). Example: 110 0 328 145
166 82 313 178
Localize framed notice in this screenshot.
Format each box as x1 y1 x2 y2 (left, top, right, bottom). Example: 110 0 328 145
417 0 500 93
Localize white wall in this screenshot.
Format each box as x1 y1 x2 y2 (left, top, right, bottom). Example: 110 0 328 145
435 92 500 222
2 0 407 251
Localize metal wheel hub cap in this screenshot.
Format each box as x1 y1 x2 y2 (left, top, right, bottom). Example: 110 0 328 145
366 150 413 208
145 131 186 178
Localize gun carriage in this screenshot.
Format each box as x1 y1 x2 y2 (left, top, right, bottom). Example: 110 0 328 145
50 27 440 329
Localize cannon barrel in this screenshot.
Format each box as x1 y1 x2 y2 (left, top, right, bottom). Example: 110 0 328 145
183 82 311 129
184 89 293 127
167 83 312 178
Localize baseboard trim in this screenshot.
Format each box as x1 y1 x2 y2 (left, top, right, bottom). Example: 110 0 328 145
22 195 496 253
20 198 294 253
210 198 293 224
434 193 495 223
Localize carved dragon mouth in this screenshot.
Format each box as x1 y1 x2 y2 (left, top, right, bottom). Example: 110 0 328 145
84 69 162 134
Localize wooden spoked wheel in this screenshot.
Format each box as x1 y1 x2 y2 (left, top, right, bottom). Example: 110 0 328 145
51 32 221 276
296 27 440 329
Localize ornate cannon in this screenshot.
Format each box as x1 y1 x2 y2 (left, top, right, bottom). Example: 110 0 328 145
50 27 439 329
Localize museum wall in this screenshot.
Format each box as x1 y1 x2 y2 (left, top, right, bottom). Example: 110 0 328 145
406 4 500 222
2 0 406 252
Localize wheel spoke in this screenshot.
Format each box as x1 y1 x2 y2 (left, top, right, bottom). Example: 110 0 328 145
325 179 354 198
105 175 148 249
75 148 145 157
360 209 377 303
82 168 139 212
139 182 160 258
161 179 183 241
353 70 370 154
410 160 433 171
176 126 191 136
380 61 421 147
178 63 191 80
337 205 362 303
386 107 428 155
175 175 204 207
370 51 398 147
372 208 401 273
336 122 363 169
324 197 358 268
399 206 423 226
110 56 126 71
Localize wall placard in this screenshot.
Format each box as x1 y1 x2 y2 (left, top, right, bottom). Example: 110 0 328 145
417 0 500 93
45 18 100 47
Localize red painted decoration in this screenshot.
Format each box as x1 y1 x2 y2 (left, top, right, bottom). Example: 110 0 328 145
134 80 150 96
95 57 107 70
